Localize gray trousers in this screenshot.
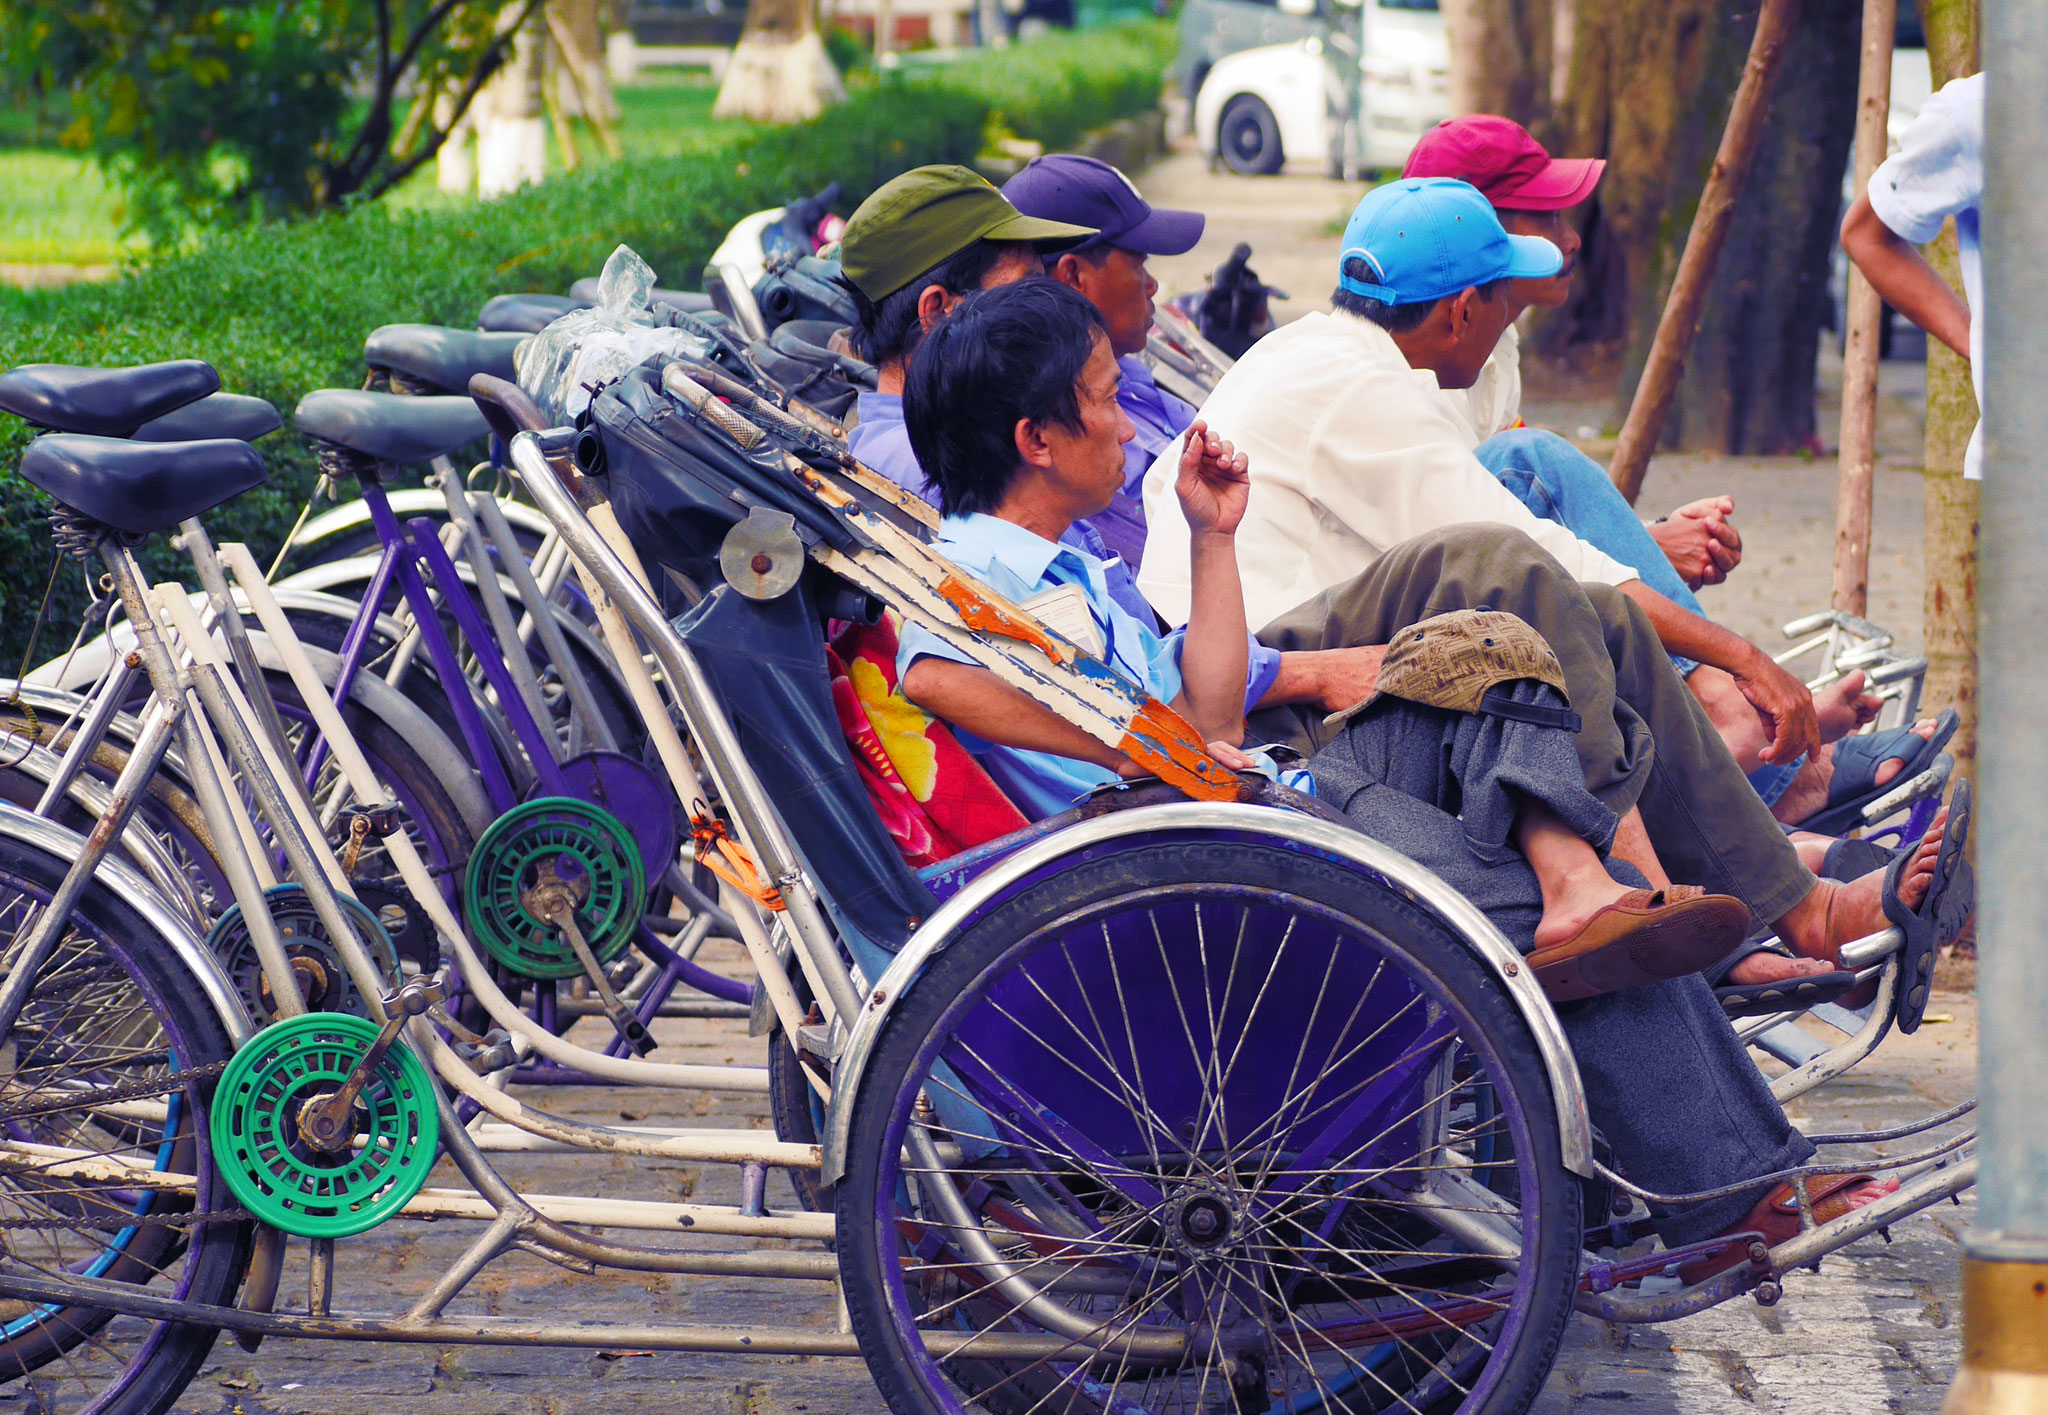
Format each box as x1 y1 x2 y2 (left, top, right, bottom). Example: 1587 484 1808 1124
1314 693 1812 1245
1249 525 1818 927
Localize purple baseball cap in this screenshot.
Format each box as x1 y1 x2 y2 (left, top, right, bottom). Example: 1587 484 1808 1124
1002 155 1205 256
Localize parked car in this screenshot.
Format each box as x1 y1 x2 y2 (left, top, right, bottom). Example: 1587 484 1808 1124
1181 0 1449 176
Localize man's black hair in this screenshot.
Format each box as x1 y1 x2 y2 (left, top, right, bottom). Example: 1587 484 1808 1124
1042 237 1116 273
903 277 1106 518
838 239 1025 367
1331 256 1508 331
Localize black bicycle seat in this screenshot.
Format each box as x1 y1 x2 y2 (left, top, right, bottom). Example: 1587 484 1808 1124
19 434 268 536
0 360 218 437
477 293 589 333
133 392 282 443
567 278 716 315
295 389 488 465
363 325 528 393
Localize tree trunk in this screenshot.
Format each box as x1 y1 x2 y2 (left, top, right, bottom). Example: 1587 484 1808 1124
1538 0 1860 455
1920 0 1981 784
712 0 845 124
476 4 549 197
549 0 621 124
1439 0 1552 124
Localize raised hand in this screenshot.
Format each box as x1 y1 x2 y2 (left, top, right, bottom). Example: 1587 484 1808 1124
1174 419 1251 537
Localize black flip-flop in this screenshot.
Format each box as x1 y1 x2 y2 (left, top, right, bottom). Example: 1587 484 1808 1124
1714 940 1858 1019
1819 835 1904 882
1796 709 1958 836
1881 779 1973 1034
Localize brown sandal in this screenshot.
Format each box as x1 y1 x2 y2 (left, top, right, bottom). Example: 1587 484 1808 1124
1676 1172 1890 1284
1528 887 1751 1003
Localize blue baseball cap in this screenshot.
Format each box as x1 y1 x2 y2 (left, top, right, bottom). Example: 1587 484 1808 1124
1002 154 1205 256
1338 177 1562 306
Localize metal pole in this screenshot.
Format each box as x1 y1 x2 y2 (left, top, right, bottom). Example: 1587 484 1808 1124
1831 0 1896 616
1943 3 2048 1407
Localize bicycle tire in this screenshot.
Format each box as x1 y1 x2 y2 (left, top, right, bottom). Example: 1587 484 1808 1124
0 830 252 1415
834 836 1582 1415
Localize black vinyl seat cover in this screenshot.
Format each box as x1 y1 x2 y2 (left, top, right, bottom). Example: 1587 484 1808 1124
20 434 268 536
477 293 589 333
294 389 489 465
363 325 527 393
133 392 282 443
567 277 716 315
0 360 218 437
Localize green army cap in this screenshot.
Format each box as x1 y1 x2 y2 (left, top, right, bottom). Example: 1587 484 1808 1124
838 165 1098 302
1325 609 1576 729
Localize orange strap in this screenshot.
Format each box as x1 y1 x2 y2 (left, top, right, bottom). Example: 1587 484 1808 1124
1118 700 1238 802
689 817 785 911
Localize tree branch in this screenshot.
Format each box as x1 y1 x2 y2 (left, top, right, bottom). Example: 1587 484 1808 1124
327 0 400 192
358 8 536 203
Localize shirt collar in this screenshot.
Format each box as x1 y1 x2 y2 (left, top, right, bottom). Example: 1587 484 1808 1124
855 389 903 423
1115 355 1158 391
938 513 1097 589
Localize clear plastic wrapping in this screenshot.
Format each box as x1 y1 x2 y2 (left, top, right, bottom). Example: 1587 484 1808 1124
515 244 714 422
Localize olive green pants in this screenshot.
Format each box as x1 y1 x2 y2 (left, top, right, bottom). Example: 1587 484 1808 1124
1248 525 1817 926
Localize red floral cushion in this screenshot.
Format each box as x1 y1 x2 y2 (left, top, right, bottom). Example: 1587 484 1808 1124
827 612 1029 869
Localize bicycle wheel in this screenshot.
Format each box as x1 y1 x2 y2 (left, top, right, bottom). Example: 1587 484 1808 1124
835 835 1581 1415
0 831 252 1414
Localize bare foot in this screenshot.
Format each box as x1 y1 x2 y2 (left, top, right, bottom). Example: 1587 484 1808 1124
1814 671 1885 742
1769 718 1940 827
1778 805 1947 963
1530 862 1638 951
1725 951 1839 987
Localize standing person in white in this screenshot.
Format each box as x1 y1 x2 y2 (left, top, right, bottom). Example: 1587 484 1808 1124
1840 70 1985 480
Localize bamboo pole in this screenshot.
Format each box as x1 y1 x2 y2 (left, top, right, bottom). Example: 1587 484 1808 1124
1607 0 1802 504
1830 0 1896 615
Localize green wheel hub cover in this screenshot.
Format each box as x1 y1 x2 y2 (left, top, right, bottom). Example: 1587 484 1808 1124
462 797 646 980
211 1012 441 1238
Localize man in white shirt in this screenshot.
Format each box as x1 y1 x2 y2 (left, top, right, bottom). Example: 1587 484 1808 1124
1140 177 1821 772
1840 70 1983 480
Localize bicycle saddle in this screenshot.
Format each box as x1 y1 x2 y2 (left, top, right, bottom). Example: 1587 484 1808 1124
362 325 528 394
19 434 267 536
568 277 716 315
0 359 218 437
133 392 282 443
295 389 488 465
477 292 589 333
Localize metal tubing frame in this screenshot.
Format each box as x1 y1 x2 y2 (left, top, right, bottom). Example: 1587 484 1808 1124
1971 0 2048 1265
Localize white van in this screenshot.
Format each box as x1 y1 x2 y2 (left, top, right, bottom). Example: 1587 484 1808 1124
1183 0 1450 176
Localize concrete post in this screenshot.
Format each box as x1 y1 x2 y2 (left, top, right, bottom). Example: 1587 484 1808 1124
1941 1 2048 1408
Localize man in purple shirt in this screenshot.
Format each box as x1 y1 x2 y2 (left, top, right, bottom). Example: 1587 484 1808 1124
1002 154 1202 575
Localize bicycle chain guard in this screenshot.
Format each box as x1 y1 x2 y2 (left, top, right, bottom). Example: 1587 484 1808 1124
210 1011 441 1238
462 796 646 981
206 884 402 1023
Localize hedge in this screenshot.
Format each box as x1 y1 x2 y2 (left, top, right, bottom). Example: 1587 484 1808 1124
0 21 1173 666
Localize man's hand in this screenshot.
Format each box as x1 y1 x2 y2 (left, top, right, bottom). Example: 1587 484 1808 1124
1174 420 1250 537
1650 496 1743 590
1733 647 1821 765
1313 645 1387 714
1205 740 1258 771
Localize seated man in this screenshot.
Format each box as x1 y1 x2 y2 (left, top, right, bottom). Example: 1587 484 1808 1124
1403 116 1930 824
894 275 1920 1263
833 163 1154 625
1001 153 1205 576
1138 178 1935 842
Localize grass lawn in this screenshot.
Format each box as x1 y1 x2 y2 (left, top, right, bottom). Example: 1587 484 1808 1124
0 150 146 265
0 70 736 267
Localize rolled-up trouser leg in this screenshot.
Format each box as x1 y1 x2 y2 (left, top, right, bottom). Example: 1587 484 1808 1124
1247 524 1817 923
1559 974 1815 1246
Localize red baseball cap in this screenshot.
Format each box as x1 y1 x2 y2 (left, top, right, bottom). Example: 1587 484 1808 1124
1401 115 1605 212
